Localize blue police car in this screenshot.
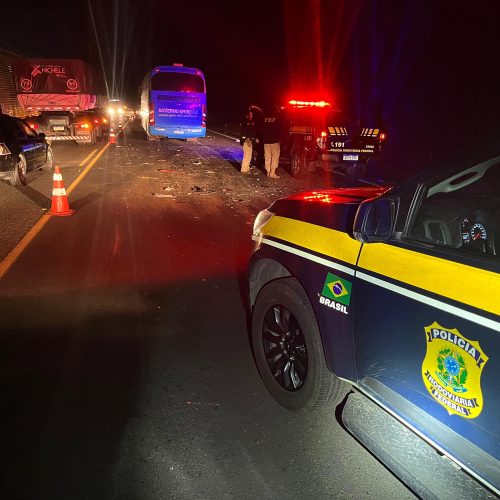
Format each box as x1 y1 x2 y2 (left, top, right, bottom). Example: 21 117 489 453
249 155 499 498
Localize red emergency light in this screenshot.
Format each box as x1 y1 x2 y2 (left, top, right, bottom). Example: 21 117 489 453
288 99 331 108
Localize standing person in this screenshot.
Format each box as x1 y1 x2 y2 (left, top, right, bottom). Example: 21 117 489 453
239 110 258 173
262 105 281 178
249 104 264 167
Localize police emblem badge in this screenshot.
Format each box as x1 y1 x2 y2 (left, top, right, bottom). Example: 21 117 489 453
422 321 488 418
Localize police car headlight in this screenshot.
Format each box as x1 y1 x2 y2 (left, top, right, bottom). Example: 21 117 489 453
253 209 274 236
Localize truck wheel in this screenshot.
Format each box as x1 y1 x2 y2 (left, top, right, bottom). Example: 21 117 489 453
11 154 28 187
290 148 307 178
251 277 349 411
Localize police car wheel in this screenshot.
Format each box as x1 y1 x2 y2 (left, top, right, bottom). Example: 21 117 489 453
347 162 366 179
290 149 307 178
252 278 347 411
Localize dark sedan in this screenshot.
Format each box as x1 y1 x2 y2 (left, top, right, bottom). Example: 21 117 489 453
0 114 53 186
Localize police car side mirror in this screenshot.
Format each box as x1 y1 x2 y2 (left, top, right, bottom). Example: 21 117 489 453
353 198 397 243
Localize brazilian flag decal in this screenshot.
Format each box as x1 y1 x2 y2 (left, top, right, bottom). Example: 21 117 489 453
321 273 352 306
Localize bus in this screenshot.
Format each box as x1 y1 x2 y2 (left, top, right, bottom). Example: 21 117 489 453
140 65 206 140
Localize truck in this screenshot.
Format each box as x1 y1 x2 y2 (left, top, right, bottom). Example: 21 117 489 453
14 58 107 145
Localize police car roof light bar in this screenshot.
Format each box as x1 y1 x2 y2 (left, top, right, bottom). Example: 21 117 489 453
288 99 331 108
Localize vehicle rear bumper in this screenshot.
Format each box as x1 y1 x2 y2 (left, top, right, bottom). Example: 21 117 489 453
45 135 91 142
319 152 373 163
307 152 374 171
150 126 206 139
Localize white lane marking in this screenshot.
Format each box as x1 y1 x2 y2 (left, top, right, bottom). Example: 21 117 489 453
207 129 239 142
355 271 500 333
253 235 355 276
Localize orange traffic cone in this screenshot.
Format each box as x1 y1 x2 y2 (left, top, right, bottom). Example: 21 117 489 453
109 127 116 144
49 166 74 216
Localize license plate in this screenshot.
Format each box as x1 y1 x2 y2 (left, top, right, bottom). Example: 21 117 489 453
53 126 65 131
343 154 359 161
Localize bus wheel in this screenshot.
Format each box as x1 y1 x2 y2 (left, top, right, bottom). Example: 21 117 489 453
290 148 307 178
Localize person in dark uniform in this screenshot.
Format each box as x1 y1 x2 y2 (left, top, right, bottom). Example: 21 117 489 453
262 105 282 178
239 110 258 173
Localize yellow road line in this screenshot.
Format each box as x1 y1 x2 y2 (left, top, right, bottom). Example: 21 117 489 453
67 142 110 195
0 216 52 280
78 148 98 167
0 142 110 280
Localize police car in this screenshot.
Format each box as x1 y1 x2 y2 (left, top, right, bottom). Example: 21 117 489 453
280 99 385 179
249 154 499 498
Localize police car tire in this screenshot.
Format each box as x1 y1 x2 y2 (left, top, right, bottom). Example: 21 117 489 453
290 148 307 178
347 162 366 180
252 277 348 411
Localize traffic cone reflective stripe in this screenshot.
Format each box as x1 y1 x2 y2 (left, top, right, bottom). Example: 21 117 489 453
50 166 74 216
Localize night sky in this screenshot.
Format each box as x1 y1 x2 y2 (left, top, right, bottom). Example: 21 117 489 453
3 0 500 174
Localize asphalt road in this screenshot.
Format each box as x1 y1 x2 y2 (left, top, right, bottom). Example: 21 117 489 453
0 122 415 499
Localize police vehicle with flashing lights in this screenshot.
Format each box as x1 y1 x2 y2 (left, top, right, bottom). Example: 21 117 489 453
281 99 385 179
249 154 500 498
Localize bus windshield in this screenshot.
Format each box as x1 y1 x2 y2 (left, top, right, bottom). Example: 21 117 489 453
151 73 205 93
